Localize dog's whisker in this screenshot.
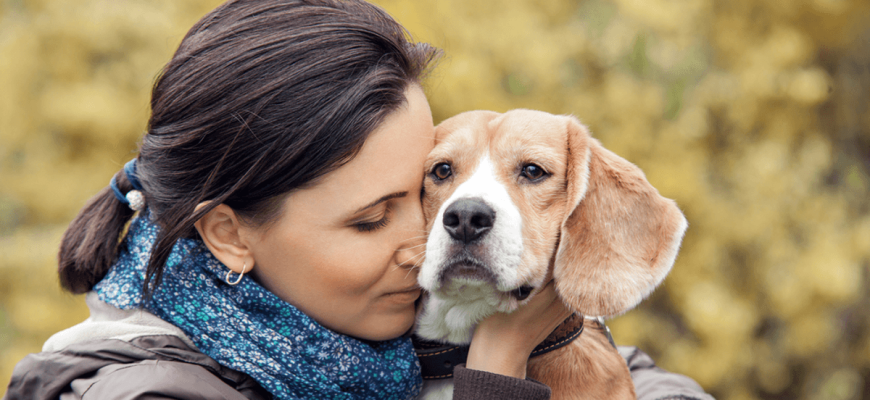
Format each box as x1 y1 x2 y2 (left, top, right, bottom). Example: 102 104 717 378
398 264 422 280
401 253 426 279
405 250 427 263
404 265 420 280
396 250 426 271
401 251 426 266
400 235 429 243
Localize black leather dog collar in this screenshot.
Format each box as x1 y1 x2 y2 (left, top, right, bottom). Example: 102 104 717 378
413 314 585 380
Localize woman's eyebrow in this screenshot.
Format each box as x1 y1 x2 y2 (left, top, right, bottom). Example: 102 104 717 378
353 191 408 214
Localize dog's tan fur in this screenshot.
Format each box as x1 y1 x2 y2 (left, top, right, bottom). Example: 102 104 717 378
527 320 635 399
420 109 687 399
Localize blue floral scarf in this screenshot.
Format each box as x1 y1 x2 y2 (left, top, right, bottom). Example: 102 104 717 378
94 211 422 399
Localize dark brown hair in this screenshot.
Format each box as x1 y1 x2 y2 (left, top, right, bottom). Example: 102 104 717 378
58 0 440 296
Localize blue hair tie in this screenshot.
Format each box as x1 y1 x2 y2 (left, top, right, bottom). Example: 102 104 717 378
110 159 146 210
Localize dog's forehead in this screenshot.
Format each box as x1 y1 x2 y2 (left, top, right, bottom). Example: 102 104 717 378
430 111 496 167
434 110 498 143
433 110 568 156
490 109 567 148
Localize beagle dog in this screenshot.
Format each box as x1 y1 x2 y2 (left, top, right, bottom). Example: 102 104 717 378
414 110 688 399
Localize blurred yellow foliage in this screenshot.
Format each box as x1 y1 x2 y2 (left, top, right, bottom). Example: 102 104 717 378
1 0 869 399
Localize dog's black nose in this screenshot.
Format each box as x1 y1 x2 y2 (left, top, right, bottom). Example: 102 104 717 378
442 198 495 244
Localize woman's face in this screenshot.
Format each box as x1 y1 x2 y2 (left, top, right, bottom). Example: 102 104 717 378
244 85 434 341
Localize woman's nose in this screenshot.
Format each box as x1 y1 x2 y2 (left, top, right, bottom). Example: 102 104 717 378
396 236 426 269
395 204 427 269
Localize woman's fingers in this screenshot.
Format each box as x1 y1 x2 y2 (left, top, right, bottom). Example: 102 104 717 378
465 280 574 379
509 280 573 344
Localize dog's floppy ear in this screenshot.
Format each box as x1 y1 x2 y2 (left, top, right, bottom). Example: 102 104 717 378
554 116 688 317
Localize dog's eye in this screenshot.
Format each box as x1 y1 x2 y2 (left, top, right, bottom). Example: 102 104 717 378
432 163 453 180
521 164 547 181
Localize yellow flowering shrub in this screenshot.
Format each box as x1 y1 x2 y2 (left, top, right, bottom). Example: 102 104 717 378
1 0 868 398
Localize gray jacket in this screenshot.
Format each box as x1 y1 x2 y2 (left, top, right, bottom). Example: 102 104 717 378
3 293 712 400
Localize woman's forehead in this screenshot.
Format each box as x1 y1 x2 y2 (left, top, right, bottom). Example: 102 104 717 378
282 86 435 216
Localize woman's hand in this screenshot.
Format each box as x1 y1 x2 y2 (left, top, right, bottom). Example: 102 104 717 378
465 280 573 379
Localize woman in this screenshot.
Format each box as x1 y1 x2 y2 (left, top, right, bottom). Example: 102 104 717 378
4 1 713 399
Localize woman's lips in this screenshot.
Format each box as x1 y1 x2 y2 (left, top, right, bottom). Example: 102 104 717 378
384 286 422 302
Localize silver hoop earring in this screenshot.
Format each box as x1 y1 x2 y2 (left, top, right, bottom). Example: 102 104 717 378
225 262 247 286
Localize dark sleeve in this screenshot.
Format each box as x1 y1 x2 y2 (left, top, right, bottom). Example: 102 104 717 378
618 346 715 400
452 364 551 400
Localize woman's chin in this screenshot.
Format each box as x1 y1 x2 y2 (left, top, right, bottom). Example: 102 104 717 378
349 307 418 342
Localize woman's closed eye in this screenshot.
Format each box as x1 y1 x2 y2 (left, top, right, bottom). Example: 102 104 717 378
347 191 407 233
354 207 391 232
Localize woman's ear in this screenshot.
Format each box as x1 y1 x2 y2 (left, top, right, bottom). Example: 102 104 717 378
194 203 255 275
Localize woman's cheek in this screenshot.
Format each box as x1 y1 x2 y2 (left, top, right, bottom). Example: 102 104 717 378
324 234 391 292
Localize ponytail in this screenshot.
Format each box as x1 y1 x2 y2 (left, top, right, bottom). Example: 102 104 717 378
58 170 136 294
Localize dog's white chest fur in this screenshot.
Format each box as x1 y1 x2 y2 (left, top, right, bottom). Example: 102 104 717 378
413 280 507 399
416 281 507 344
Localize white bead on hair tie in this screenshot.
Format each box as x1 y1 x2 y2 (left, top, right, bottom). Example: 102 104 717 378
111 159 147 211
125 190 145 212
